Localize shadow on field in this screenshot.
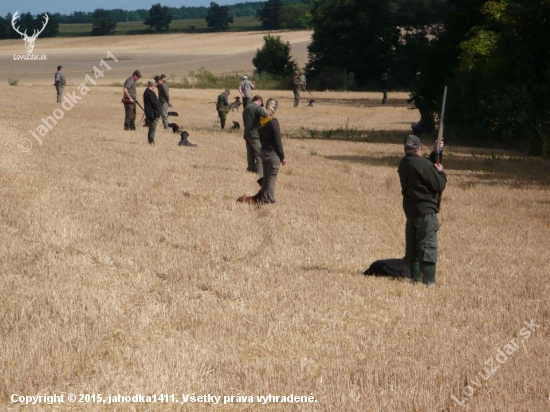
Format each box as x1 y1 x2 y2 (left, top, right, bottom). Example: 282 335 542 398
310 96 411 108
324 154 402 168
324 152 550 186
294 128 407 145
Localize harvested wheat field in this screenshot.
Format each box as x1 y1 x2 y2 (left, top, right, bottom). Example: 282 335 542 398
1 34 550 412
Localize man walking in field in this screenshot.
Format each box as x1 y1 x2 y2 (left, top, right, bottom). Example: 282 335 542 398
398 135 446 285
299 70 307 92
156 74 172 130
293 71 302 107
217 88 230 129
243 95 267 177
54 65 66 103
239 75 255 108
122 70 142 131
381 69 389 104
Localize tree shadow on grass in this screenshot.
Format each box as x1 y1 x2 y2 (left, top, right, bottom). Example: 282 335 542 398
293 128 409 145
323 152 550 187
310 96 411 108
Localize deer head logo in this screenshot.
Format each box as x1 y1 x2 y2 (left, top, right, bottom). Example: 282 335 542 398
11 11 49 54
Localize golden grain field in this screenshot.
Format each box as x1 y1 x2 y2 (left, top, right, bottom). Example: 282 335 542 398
0 33 549 412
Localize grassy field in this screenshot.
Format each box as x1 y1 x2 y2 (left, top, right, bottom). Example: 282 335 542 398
59 16 262 36
0 33 549 411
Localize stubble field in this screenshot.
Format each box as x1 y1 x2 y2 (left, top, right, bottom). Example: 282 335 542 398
0 32 549 411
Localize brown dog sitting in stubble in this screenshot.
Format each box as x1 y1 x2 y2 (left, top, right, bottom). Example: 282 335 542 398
236 191 261 205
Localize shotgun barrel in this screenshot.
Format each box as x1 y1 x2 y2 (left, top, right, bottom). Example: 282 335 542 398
436 86 448 164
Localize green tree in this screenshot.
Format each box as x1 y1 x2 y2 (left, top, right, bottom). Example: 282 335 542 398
205 2 233 31
38 12 59 37
279 3 311 30
91 9 117 36
307 0 399 86
144 3 172 32
2 11 58 39
0 15 10 39
454 0 550 155
252 34 297 77
257 0 283 30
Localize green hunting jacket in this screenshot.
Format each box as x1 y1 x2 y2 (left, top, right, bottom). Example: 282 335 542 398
398 153 447 219
217 92 229 113
242 103 267 139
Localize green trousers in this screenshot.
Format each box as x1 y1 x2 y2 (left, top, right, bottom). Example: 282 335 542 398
260 149 281 203
406 213 439 285
147 118 158 144
245 137 263 177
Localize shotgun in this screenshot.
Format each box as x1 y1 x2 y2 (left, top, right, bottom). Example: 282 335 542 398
435 86 448 164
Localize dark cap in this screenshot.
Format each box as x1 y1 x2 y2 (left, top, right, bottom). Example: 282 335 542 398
154 75 161 82
133 70 142 78
404 135 422 150
252 95 263 102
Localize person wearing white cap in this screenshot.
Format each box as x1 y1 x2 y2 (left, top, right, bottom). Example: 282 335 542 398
239 75 255 108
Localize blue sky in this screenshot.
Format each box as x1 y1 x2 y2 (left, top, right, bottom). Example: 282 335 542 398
1 1 260 17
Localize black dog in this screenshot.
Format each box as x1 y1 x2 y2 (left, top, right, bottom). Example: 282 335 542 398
364 258 411 279
168 123 181 133
307 99 315 107
229 97 242 112
230 121 240 130
178 131 197 147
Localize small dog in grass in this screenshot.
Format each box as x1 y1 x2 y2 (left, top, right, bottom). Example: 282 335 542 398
168 123 181 133
307 99 315 107
230 121 240 129
236 191 261 204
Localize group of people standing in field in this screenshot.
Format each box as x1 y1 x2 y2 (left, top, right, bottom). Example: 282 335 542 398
53 65 446 286
216 75 287 205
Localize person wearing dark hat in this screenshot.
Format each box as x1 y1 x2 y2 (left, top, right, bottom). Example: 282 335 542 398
398 135 446 285
242 95 267 177
54 65 66 103
143 79 162 145
122 70 142 130
216 88 231 129
156 74 172 130
292 71 302 107
239 75 255 108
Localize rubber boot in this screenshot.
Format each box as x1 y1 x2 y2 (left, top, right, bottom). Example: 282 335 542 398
421 262 436 286
221 118 226 129
410 260 421 282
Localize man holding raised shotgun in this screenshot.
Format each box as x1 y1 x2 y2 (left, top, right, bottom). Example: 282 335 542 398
398 87 447 286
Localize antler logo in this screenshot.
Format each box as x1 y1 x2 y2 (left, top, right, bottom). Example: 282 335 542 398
11 10 49 54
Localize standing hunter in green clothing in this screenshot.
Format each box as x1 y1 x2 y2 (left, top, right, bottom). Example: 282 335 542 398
242 95 267 177
398 135 446 285
217 88 230 129
54 65 66 103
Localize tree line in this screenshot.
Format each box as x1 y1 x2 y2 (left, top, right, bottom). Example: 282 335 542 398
2 0 547 155
304 0 549 156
